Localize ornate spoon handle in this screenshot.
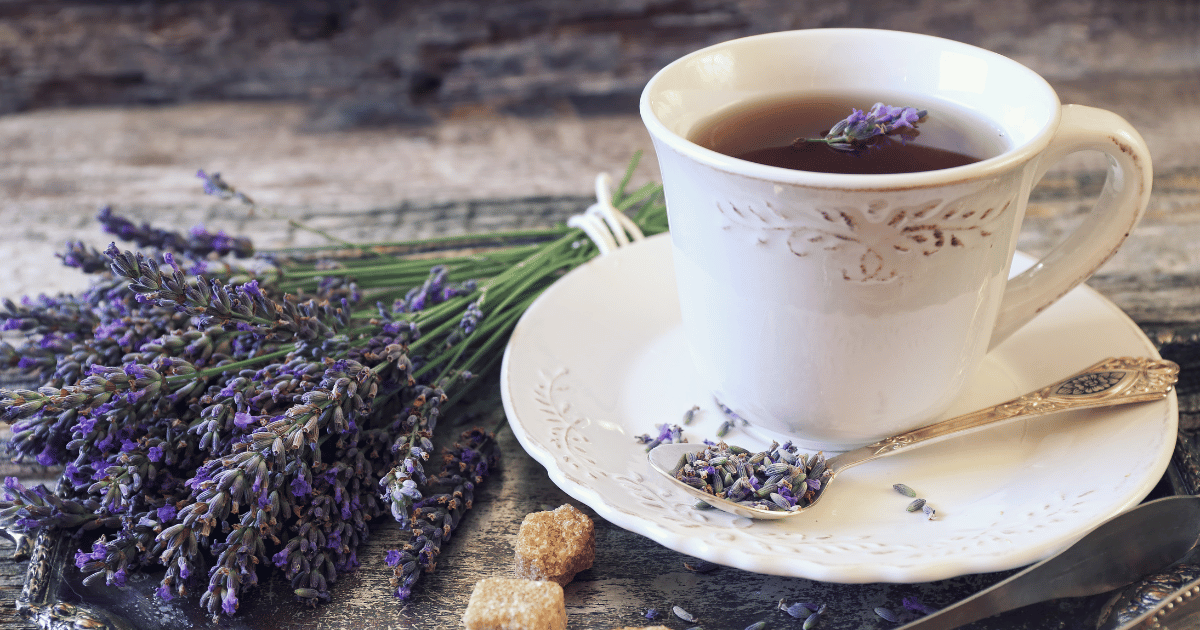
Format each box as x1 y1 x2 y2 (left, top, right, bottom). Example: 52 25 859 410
828 357 1180 475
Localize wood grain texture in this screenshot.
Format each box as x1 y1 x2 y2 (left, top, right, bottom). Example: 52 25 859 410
1 411 1131 630
1 0 1198 618
1 169 1199 630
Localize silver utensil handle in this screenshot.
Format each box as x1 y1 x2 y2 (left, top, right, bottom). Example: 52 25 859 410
1116 575 1200 629
831 357 1179 474
895 496 1200 630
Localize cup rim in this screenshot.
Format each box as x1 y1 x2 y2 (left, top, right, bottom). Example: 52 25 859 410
639 28 1062 191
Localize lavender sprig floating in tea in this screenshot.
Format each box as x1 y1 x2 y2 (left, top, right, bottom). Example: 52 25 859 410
796 103 927 155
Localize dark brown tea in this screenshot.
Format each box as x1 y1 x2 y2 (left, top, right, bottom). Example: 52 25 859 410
690 94 1006 175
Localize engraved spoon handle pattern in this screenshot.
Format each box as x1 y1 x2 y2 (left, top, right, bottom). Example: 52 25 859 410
828 357 1180 476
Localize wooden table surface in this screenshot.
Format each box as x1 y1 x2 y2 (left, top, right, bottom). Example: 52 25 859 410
1 29 1199 626
2 165 1200 630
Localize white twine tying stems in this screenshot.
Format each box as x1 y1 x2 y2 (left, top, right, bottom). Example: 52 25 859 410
567 172 645 256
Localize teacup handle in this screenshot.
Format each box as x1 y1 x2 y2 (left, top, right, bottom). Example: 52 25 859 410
989 104 1153 349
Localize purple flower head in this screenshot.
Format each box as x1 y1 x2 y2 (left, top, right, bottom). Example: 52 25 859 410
242 279 262 298
185 460 219 490
272 548 290 568
458 301 483 334
36 447 57 466
156 583 175 602
64 461 85 484
1 318 20 331
903 596 936 615
17 356 41 370
212 231 233 253
88 364 110 376
290 475 312 497
148 445 164 462
157 504 177 522
162 251 181 272
233 412 255 429
385 549 402 567
222 588 238 615
196 170 226 198
217 381 240 398
74 548 98 570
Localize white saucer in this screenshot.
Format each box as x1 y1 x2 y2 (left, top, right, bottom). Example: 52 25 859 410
499 233 1177 584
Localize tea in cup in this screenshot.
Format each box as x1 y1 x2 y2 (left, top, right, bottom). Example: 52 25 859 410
640 29 1152 450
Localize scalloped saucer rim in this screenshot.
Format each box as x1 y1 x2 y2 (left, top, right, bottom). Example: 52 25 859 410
499 233 1178 584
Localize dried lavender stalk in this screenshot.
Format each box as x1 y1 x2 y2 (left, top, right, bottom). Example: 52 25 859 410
386 427 499 599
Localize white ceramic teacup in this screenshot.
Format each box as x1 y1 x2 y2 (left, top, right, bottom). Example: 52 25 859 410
640 29 1152 451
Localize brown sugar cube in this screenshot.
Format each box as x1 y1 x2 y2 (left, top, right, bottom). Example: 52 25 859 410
515 503 595 585
462 577 566 630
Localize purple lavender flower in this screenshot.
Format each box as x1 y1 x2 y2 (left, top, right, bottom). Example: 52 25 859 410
641 422 685 451
197 170 254 207
458 301 483 334
58 241 111 273
903 596 937 615
233 412 255 429
798 102 927 154
290 475 312 497
99 205 254 258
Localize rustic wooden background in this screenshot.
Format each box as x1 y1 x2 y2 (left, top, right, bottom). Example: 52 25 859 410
1 0 1199 628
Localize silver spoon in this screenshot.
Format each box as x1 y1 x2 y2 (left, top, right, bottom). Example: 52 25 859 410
648 356 1179 520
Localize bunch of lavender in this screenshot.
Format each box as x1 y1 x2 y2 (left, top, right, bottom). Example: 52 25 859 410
0 154 668 618
796 102 927 154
